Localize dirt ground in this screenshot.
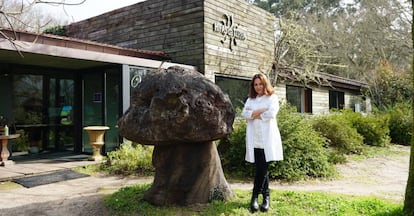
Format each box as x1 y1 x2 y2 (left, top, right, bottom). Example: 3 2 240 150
231 145 410 202
0 145 410 215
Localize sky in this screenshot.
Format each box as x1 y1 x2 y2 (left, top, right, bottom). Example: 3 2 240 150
40 0 146 23
39 0 358 23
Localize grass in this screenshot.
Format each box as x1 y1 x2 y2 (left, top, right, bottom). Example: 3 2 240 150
0 181 23 190
348 145 410 162
103 184 404 216
73 164 102 176
78 144 408 215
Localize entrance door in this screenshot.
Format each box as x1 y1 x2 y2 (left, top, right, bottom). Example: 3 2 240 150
12 74 75 152
82 72 104 154
82 68 121 154
45 77 75 151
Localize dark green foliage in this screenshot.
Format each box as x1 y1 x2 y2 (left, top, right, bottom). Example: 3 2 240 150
326 149 347 164
311 114 364 154
104 184 152 215
339 110 391 147
351 114 390 147
43 25 66 36
219 122 253 177
386 103 413 145
102 142 154 175
272 104 335 181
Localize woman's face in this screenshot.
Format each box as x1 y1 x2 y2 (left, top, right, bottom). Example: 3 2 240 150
253 78 264 96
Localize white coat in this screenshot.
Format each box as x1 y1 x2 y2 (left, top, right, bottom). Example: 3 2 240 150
241 93 283 163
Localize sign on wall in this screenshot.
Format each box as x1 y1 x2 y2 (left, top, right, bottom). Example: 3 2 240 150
212 14 246 51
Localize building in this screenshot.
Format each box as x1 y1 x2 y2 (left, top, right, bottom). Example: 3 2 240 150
0 0 369 157
274 71 371 114
0 28 194 155
65 0 370 114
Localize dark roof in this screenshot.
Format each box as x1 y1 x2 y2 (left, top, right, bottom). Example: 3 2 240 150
0 28 171 61
277 69 368 91
318 72 369 91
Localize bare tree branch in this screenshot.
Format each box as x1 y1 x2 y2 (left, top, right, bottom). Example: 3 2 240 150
0 0 83 55
35 0 86 6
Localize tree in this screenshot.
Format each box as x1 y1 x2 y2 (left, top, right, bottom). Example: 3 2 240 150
268 15 339 87
364 61 413 109
403 1 414 214
250 0 342 18
254 0 412 213
0 0 82 52
249 0 413 111
247 0 350 86
0 0 73 31
292 0 412 79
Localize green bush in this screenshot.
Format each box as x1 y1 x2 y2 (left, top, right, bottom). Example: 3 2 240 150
311 114 364 154
350 113 390 147
103 141 154 175
220 103 335 181
272 104 335 181
43 25 66 36
335 110 390 147
326 148 347 164
386 102 412 145
219 122 253 177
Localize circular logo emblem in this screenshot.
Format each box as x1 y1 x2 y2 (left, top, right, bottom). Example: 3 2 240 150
131 75 142 87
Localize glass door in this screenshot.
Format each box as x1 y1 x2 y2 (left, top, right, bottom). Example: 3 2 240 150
13 74 75 153
82 69 121 154
46 77 75 151
82 72 104 154
105 69 121 152
13 74 44 153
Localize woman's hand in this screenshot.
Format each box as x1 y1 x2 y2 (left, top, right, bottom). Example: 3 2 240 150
251 108 267 119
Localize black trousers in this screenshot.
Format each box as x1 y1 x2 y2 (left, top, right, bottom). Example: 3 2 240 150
253 148 269 196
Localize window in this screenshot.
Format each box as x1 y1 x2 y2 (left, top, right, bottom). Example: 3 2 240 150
329 90 345 110
286 85 312 113
215 76 250 112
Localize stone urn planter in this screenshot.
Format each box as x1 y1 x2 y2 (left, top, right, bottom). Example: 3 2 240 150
83 126 109 161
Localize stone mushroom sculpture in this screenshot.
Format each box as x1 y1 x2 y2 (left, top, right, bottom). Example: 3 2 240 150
118 66 235 206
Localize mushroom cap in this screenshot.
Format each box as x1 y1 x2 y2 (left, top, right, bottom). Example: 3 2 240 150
118 66 235 145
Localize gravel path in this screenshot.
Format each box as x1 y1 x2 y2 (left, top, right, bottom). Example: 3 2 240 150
0 145 409 215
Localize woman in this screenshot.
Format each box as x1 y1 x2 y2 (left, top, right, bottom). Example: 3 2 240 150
241 73 283 212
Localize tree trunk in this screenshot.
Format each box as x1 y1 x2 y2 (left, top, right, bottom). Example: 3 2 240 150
405 138 414 215
404 5 414 215
143 141 234 206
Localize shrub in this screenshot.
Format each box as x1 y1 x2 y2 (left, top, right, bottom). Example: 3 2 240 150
219 122 253 177
273 104 335 181
103 141 154 175
349 112 390 147
335 109 390 147
311 114 364 154
43 25 66 36
386 102 412 145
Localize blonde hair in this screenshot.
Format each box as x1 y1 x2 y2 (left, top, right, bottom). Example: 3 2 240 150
248 73 274 98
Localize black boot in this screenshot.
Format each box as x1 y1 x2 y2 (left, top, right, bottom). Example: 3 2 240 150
260 195 270 212
250 193 259 212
